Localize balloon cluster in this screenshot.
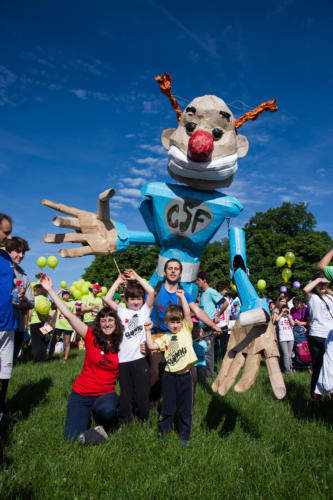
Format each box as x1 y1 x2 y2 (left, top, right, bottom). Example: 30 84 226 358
37 256 58 270
276 252 300 289
68 279 108 300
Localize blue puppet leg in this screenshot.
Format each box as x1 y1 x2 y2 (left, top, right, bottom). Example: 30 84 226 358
229 227 269 320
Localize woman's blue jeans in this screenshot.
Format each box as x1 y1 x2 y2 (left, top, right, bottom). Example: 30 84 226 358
64 390 118 440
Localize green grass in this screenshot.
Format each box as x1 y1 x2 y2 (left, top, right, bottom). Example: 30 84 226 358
1 351 332 500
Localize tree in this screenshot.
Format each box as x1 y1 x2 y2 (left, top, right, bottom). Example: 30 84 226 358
244 202 316 239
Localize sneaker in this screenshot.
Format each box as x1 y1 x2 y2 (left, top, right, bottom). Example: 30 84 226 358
78 426 108 445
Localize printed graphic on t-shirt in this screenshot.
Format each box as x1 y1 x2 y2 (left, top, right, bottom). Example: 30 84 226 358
166 335 187 367
125 314 144 339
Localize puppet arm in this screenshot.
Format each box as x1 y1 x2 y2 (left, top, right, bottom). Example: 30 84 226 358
43 188 157 257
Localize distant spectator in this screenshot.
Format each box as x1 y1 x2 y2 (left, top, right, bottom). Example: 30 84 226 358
5 237 34 359
0 214 16 421
81 284 103 327
290 297 309 336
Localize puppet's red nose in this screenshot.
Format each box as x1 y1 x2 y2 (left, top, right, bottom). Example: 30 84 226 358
188 130 214 162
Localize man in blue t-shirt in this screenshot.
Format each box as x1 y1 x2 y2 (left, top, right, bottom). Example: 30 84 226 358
197 271 225 378
149 258 220 407
0 213 16 421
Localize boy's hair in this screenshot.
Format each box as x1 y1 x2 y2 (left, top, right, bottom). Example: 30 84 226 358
216 280 229 292
5 236 30 254
197 271 210 283
164 304 184 324
281 305 289 311
124 282 145 301
293 296 302 305
34 284 48 297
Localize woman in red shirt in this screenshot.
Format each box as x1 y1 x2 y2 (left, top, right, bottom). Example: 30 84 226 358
40 275 123 443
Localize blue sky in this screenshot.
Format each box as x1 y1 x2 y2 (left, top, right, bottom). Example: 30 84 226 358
1 0 332 288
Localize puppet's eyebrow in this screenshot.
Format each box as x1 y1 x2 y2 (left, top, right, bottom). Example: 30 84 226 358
186 106 196 114
220 110 231 121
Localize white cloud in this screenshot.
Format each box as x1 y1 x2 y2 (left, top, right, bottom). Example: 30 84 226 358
139 144 165 155
135 156 160 165
71 89 109 101
121 177 147 187
118 188 141 197
130 166 151 177
125 133 136 139
112 195 139 209
142 100 160 114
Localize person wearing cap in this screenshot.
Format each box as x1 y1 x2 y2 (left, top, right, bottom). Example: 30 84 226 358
81 284 103 327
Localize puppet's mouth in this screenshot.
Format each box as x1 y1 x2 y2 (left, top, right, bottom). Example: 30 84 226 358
167 145 238 182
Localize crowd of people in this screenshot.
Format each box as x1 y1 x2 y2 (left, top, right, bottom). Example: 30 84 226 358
0 212 332 446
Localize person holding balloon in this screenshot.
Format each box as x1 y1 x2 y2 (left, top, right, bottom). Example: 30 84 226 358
29 284 53 363
81 284 104 327
39 273 123 443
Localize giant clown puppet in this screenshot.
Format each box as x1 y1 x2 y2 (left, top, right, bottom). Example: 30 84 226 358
43 74 286 399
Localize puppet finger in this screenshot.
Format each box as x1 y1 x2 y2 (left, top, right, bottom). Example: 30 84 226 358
234 353 261 393
52 216 81 230
59 246 93 258
44 233 87 244
213 352 246 396
98 188 115 221
42 199 81 217
265 357 286 400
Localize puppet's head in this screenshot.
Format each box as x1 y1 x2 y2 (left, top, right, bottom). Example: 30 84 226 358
161 95 248 190
156 74 277 191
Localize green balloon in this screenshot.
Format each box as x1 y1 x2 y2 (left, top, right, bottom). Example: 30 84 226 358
285 251 295 268
60 281 67 289
276 256 286 267
282 268 292 283
101 286 107 295
35 296 51 315
81 284 89 295
257 279 266 290
37 256 47 269
47 256 58 269
73 289 82 300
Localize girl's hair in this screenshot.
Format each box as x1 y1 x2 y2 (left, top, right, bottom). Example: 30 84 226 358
311 271 327 297
92 306 123 353
34 284 48 297
164 304 184 324
124 282 145 301
5 236 30 254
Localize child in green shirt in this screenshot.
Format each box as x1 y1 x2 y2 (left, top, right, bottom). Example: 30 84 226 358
145 289 197 446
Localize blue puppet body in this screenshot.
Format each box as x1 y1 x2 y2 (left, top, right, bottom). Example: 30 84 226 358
113 181 268 314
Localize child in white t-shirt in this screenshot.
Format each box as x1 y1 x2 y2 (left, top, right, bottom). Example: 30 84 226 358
275 305 295 374
104 270 154 424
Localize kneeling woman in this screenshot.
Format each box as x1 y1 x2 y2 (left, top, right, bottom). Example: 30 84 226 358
40 274 123 441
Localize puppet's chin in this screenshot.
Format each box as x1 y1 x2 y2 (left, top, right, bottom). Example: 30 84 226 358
167 145 237 191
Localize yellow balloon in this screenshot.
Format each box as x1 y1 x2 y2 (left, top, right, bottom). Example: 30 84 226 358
47 256 58 269
230 282 237 292
101 286 107 295
81 284 90 295
97 292 103 298
282 268 292 283
35 296 51 315
37 256 47 269
257 279 266 290
285 251 295 268
60 281 67 289
73 289 82 300
276 256 286 267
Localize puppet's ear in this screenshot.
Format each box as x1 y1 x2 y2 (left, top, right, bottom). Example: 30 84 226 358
236 134 249 158
161 128 176 150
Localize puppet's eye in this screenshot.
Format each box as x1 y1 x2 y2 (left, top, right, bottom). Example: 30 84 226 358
212 128 223 139
185 122 196 134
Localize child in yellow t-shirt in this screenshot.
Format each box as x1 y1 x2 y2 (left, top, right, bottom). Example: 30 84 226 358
145 289 197 446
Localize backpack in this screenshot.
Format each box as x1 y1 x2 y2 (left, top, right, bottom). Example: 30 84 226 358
295 340 311 364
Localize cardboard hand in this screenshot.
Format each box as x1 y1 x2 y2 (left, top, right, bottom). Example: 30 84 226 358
212 319 286 399
42 188 118 257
